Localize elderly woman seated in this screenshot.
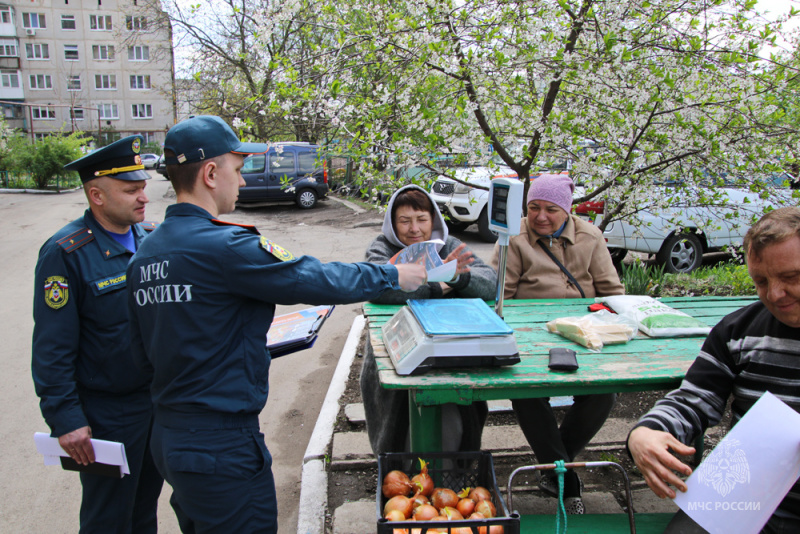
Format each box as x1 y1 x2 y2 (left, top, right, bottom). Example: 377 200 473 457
492 174 624 515
361 184 498 455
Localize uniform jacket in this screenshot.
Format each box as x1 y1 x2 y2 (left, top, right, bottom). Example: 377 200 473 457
32 209 155 437
365 185 497 304
128 202 403 417
492 215 623 299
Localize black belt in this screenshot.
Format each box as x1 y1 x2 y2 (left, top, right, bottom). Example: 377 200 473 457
155 409 259 430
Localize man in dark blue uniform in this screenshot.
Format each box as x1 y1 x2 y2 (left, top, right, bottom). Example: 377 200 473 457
32 135 164 533
127 115 426 533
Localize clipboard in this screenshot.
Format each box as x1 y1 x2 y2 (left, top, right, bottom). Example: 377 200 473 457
266 305 335 357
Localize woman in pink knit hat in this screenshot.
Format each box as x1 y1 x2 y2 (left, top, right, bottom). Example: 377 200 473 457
491 173 624 515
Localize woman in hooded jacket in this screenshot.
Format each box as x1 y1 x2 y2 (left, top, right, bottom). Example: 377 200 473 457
361 184 498 454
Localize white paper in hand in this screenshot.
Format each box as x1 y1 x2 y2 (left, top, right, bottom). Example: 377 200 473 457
673 392 800 533
34 433 130 476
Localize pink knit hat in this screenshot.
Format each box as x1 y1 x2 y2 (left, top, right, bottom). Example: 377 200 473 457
527 173 575 213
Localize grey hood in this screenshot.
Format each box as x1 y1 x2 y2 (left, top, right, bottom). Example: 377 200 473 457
381 184 449 250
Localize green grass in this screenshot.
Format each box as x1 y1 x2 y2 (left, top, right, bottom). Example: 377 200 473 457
622 258 755 297
662 262 755 297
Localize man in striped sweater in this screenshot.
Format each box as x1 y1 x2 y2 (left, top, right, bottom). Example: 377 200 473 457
628 206 800 533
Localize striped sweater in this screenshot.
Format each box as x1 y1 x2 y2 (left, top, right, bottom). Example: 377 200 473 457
635 300 800 517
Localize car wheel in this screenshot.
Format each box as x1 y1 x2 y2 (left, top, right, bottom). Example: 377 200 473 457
655 233 703 274
296 188 318 209
477 208 498 243
609 247 628 264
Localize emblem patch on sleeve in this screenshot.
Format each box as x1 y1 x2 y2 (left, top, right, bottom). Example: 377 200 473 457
259 236 295 262
44 276 69 309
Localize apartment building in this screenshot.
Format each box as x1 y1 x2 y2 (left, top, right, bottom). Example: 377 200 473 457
0 0 175 146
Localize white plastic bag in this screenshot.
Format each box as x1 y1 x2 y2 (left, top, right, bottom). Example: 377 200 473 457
597 295 711 337
546 310 638 351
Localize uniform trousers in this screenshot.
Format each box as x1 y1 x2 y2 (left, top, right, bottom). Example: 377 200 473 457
78 390 163 534
151 412 277 534
512 393 617 496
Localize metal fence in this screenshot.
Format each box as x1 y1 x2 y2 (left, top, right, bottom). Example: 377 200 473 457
0 171 81 191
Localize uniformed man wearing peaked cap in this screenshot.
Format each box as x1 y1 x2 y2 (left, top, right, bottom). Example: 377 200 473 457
126 116 427 533
32 135 163 533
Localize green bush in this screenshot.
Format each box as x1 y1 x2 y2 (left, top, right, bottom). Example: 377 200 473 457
621 258 666 296
6 133 88 189
143 141 162 156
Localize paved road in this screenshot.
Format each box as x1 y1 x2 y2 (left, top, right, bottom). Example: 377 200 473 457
0 175 496 533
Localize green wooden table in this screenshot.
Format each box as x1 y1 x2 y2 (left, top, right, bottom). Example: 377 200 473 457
364 296 756 453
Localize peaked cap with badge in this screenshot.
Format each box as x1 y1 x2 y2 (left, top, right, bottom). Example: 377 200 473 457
163 115 268 165
64 135 151 183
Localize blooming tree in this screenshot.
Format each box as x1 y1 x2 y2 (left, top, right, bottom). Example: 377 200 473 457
259 0 799 230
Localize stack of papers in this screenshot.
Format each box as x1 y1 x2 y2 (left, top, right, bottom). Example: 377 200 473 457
34 433 129 478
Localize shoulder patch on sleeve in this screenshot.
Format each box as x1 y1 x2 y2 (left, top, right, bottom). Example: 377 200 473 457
56 227 95 253
44 276 69 309
140 220 159 232
211 219 260 234
259 236 295 261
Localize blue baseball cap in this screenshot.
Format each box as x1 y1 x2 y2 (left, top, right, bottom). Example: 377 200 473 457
163 115 268 165
64 135 150 183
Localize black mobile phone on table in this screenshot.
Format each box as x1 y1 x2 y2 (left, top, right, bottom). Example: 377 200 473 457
548 347 579 371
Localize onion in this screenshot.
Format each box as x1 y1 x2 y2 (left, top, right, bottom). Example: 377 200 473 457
475 499 496 518
488 526 505 534
382 470 414 498
430 487 459 510
456 497 476 517
410 491 430 509
411 459 434 497
468 486 492 503
384 495 414 519
385 509 406 521
412 504 439 521
439 506 464 520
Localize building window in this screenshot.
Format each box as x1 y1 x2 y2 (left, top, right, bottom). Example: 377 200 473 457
29 74 53 90
95 74 116 90
64 45 79 61
92 45 115 60
98 103 119 119
131 104 152 119
90 15 112 31
128 45 149 61
0 40 17 57
67 75 81 90
70 108 84 120
130 75 151 90
22 13 46 29
1 71 19 88
25 43 50 60
126 16 147 31
32 106 56 120
0 6 12 24
61 14 76 30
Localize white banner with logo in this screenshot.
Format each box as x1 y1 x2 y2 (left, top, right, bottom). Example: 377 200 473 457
673 391 800 533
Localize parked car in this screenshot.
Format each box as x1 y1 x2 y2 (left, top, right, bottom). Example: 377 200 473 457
429 155 520 242
140 153 159 169
429 154 574 242
237 143 328 209
154 154 168 178
586 173 797 273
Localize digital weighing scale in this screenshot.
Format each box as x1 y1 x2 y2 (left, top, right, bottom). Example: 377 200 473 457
381 299 520 375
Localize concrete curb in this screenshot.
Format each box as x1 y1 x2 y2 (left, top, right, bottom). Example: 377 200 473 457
297 315 366 534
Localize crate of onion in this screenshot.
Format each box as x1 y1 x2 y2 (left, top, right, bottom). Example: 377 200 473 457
377 451 520 534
